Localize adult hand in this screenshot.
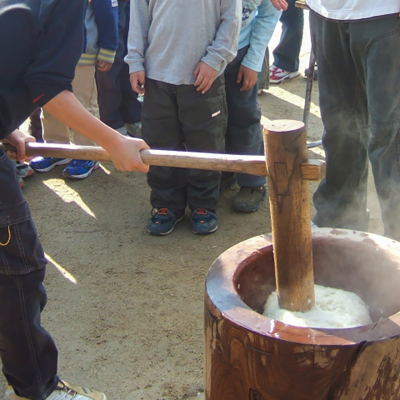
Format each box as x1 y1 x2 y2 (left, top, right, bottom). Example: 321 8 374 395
194 62 218 94
271 0 288 11
3 129 36 163
97 60 113 72
237 65 258 92
130 70 146 94
107 135 150 173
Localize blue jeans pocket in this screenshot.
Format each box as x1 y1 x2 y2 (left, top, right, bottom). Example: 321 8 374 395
0 152 47 275
0 203 47 275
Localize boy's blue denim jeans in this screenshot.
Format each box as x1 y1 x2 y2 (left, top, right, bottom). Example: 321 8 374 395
224 45 266 188
0 151 59 399
310 12 400 240
272 0 304 72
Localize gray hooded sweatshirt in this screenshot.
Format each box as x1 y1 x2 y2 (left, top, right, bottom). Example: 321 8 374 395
125 0 242 86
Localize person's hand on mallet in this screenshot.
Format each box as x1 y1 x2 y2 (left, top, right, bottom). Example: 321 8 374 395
2 129 36 163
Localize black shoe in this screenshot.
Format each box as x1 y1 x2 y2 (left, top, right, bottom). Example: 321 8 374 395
304 67 318 80
191 208 218 235
220 173 237 193
232 186 267 212
148 208 185 236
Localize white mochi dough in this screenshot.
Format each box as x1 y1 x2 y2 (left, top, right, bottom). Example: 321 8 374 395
263 284 372 329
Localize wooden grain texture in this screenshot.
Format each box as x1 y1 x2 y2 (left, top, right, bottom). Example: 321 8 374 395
2 143 268 175
204 232 400 400
330 336 400 399
301 159 325 181
205 295 358 400
1 142 326 180
264 120 314 311
205 297 400 400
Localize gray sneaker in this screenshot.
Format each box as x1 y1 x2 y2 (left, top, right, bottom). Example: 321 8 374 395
125 122 142 138
5 380 106 400
232 186 267 212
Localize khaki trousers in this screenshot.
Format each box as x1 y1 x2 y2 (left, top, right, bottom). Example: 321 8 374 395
42 65 99 146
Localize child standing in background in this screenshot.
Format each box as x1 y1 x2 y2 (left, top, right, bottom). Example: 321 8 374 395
96 0 143 138
30 0 119 180
126 0 242 235
222 0 286 212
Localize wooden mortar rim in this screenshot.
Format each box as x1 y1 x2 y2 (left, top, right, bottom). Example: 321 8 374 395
206 228 400 346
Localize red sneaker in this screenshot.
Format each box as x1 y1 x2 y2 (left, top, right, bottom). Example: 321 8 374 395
269 65 299 84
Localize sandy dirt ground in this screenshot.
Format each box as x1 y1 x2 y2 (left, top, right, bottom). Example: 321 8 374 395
1 14 384 400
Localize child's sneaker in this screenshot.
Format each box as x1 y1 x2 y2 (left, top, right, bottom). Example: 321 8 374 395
191 208 218 235
30 157 70 172
232 186 267 212
269 65 299 84
13 161 34 179
61 160 99 179
5 380 106 400
148 208 185 236
125 122 142 138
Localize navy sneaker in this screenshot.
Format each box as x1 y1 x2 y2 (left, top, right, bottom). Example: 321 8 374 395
191 208 218 235
30 157 70 172
148 208 185 236
62 160 99 179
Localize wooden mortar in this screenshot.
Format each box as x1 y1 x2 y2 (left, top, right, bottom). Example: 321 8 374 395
204 230 400 399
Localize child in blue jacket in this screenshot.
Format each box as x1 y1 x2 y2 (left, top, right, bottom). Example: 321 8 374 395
222 0 287 212
30 0 120 180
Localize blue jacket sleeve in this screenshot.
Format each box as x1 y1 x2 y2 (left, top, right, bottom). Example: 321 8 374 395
241 0 281 72
92 0 119 63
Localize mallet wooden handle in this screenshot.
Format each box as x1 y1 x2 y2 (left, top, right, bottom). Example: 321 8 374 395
265 120 315 312
2 142 267 176
1 142 325 180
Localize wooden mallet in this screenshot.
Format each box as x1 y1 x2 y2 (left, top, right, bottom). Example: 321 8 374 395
2 120 323 312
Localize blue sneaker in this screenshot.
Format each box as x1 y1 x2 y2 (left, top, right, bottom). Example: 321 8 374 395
62 160 100 179
148 208 185 236
191 208 218 235
30 157 70 172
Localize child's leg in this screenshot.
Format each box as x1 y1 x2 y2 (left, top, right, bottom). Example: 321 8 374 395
141 79 187 211
96 1 141 134
224 46 266 189
71 65 98 147
0 151 58 400
31 111 70 172
27 108 43 142
42 110 70 144
272 0 304 73
177 76 227 212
